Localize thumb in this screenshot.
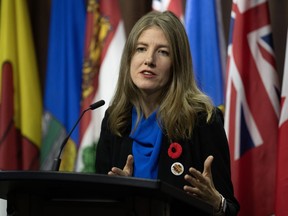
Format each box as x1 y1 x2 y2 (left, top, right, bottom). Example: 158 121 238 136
203 155 214 179
123 154 134 175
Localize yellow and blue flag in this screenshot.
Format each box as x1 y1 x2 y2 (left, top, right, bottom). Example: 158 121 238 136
41 0 86 171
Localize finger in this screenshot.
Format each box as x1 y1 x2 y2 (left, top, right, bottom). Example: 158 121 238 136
108 168 119 176
187 167 204 184
184 173 202 190
183 184 201 196
108 171 116 176
126 154 134 167
110 167 125 175
203 155 214 178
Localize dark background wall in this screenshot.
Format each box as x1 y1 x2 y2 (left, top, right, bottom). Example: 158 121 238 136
27 0 288 95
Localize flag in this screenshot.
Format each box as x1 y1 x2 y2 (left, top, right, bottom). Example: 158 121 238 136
0 0 42 170
224 1 280 215
76 0 126 172
41 0 86 171
185 0 226 108
275 31 288 216
152 0 183 20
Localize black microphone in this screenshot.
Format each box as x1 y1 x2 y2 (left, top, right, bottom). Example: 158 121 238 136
51 99 105 171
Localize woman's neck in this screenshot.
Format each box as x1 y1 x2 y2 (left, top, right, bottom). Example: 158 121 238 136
140 93 161 118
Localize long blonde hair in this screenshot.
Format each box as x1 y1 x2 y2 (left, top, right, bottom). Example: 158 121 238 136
107 10 214 140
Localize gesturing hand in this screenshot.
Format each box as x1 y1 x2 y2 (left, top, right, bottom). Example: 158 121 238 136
183 155 222 210
108 154 134 177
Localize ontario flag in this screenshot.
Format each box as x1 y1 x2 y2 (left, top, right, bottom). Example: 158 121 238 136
0 0 42 170
76 0 125 172
224 0 280 215
152 0 183 21
275 30 288 216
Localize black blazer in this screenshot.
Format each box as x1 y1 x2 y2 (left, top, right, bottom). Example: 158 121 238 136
96 107 240 215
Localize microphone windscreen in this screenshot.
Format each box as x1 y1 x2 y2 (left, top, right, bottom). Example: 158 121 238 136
90 100 105 110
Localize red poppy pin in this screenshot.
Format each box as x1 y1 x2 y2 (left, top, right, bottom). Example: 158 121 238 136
168 142 182 159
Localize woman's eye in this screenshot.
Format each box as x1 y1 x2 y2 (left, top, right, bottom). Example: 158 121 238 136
158 50 169 56
136 47 146 52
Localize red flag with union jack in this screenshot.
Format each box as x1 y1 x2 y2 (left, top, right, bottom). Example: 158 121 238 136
224 1 280 215
275 31 288 216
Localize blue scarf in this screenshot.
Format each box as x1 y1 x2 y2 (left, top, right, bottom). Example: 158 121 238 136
130 107 163 179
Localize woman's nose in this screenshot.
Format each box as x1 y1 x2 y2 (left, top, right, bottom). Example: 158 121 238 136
144 56 154 66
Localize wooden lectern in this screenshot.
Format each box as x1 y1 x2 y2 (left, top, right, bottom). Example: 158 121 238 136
0 171 213 216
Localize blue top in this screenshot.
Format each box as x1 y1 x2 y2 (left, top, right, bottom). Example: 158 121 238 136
130 107 163 179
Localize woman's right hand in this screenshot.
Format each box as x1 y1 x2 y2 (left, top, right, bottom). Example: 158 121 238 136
108 154 134 176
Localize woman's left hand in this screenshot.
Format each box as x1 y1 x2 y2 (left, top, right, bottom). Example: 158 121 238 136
183 155 221 210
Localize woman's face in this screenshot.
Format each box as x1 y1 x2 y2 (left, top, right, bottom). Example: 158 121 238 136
130 26 172 96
